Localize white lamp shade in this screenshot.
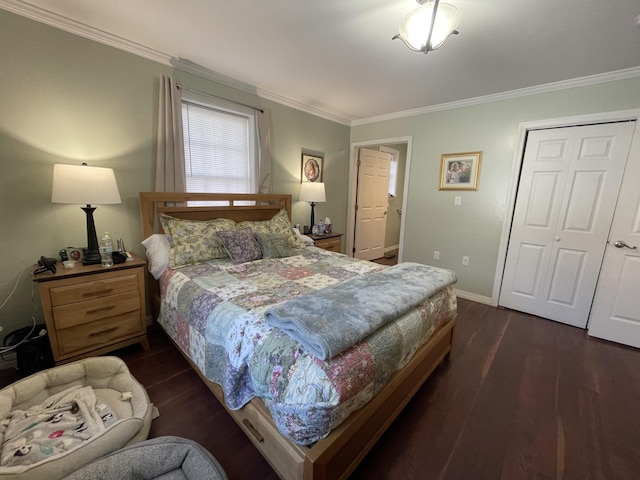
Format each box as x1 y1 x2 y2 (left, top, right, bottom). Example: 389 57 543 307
52 164 121 205
299 182 326 203
398 2 461 51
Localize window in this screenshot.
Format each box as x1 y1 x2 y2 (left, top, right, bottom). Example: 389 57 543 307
380 147 400 197
181 94 257 194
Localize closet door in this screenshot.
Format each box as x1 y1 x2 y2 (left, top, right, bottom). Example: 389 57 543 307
499 122 634 328
588 126 640 347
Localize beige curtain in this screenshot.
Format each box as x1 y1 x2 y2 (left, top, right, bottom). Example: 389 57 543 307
155 74 186 192
256 108 272 194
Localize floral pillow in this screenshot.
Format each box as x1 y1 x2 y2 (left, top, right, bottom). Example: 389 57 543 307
254 232 295 259
217 228 262 264
160 214 237 268
237 209 305 249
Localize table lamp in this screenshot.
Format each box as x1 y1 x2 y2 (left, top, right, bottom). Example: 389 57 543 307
299 182 326 230
51 163 121 265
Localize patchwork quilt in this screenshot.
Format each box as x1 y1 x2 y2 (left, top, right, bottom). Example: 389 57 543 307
158 247 457 445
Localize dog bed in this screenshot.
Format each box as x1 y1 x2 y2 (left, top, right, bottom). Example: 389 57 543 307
62 436 227 479
0 356 152 480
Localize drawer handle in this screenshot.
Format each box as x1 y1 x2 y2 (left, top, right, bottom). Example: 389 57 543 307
86 305 116 314
83 288 114 296
88 327 118 337
242 419 264 443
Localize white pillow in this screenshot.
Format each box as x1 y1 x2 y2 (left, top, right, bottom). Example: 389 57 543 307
292 227 315 247
141 234 171 279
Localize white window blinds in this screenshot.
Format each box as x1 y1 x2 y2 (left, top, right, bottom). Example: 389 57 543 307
181 99 256 194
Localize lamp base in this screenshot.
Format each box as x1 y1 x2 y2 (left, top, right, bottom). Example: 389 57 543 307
81 205 101 266
82 249 101 265
309 202 316 228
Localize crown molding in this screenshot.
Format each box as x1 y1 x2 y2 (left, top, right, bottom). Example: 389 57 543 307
0 0 351 125
0 0 172 65
257 89 351 126
4 1 638 128
352 66 640 126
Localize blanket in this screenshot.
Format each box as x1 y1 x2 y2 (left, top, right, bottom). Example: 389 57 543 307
0 386 118 467
264 262 457 360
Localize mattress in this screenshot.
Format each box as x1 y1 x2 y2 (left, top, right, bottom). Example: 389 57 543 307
157 247 456 445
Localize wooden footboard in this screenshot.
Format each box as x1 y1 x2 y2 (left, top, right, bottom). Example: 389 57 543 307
170 317 456 480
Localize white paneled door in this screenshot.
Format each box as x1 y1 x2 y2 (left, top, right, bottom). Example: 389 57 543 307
499 122 635 328
354 148 390 261
588 127 640 347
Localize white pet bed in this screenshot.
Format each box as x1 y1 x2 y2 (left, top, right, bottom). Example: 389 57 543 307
0 356 152 480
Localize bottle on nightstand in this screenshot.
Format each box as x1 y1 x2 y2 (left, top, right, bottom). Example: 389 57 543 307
100 232 114 267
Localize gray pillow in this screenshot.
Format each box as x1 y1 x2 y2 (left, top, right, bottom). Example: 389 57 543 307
217 228 262 264
254 232 295 258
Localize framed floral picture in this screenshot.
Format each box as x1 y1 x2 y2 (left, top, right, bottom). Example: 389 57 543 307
439 151 482 190
301 154 323 183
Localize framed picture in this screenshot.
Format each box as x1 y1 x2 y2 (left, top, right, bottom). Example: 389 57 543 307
439 151 482 190
301 154 323 183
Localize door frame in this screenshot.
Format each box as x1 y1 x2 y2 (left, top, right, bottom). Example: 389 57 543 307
347 136 413 260
491 108 640 306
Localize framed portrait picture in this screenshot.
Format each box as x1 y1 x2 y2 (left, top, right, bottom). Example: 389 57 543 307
301 154 323 183
439 151 482 190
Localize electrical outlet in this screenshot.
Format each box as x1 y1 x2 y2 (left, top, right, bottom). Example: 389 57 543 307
462 256 470 265
454 196 462 206
433 251 440 260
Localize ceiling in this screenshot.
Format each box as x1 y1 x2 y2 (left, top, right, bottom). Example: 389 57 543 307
3 0 640 124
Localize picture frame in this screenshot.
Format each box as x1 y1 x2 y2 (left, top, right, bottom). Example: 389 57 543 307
439 151 482 190
301 153 323 183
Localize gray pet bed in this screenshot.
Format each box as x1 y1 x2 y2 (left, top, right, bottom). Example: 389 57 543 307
62 436 227 480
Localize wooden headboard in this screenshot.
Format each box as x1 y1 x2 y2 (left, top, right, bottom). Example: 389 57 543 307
139 192 292 317
139 192 292 239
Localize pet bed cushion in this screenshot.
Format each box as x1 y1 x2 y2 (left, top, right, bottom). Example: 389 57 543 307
0 357 152 480
62 436 228 480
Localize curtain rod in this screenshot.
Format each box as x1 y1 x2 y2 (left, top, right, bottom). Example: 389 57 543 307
176 84 264 113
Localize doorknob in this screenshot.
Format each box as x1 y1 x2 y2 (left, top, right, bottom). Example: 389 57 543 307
613 240 637 250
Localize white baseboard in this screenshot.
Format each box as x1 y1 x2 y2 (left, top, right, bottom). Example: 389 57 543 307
384 245 399 253
454 289 493 305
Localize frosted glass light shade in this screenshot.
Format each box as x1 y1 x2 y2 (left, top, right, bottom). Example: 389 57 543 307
397 1 461 52
52 164 121 205
299 182 326 203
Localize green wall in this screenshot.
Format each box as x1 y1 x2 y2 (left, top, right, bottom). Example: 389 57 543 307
351 78 640 299
0 10 349 341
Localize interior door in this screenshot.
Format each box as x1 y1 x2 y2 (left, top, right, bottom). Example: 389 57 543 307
499 122 635 328
588 127 640 347
354 148 390 261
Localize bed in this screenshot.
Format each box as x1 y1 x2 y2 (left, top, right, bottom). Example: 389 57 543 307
139 192 457 480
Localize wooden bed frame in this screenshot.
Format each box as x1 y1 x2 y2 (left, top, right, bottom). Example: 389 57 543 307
139 192 456 480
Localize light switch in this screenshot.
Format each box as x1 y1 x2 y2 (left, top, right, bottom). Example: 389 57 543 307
455 196 462 206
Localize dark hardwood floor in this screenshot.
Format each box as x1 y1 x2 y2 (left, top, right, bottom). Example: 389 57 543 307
2 298 639 479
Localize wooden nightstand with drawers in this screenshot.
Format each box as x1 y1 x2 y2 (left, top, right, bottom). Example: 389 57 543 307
33 254 149 365
309 232 343 253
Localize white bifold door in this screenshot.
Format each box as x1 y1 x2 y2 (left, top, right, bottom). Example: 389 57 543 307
499 122 635 329
588 125 640 347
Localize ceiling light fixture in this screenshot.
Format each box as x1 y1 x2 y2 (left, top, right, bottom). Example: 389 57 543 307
393 0 461 54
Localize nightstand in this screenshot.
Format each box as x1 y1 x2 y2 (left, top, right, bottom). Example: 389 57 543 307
33 254 149 365
309 232 343 253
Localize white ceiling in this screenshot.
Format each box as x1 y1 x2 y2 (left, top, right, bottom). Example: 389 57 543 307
3 0 640 124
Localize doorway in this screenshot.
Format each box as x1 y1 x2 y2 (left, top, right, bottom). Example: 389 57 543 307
347 137 412 261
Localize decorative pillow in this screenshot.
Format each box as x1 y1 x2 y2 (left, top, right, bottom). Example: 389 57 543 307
141 234 171 279
217 228 262 264
237 209 305 249
160 214 237 268
254 232 295 258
